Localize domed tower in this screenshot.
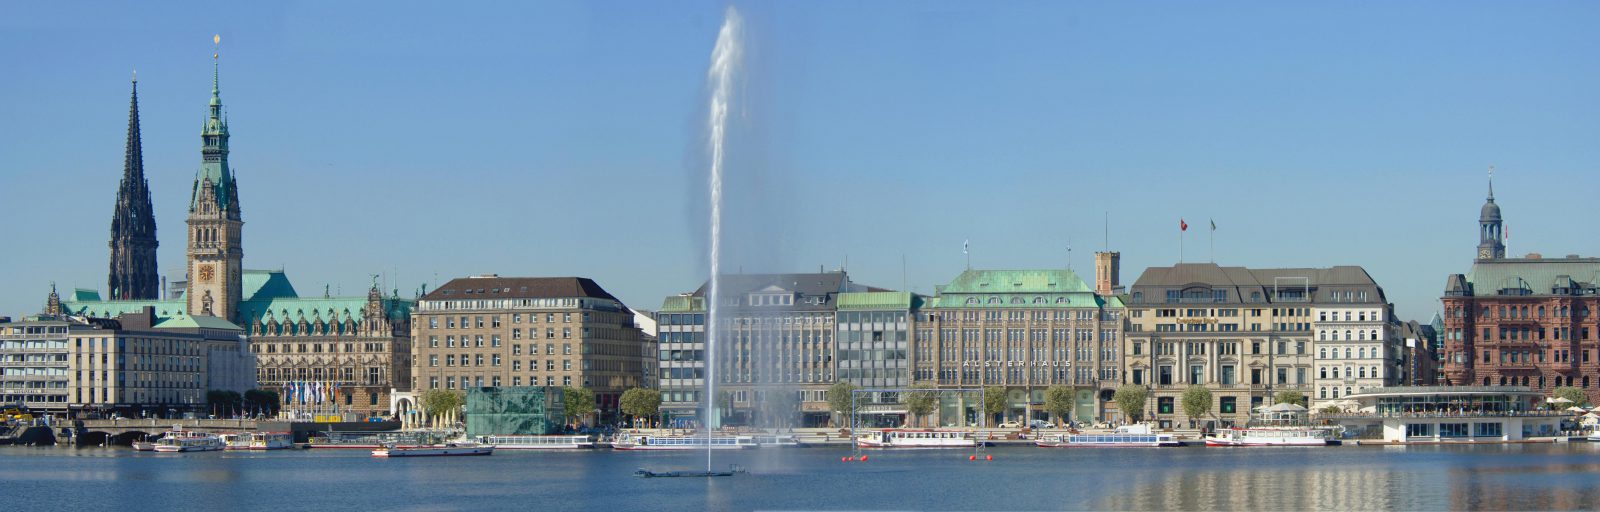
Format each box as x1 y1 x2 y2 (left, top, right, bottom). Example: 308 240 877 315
1476 168 1504 261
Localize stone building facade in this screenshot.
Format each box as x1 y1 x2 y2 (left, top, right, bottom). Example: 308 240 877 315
1122 263 1323 428
1440 176 1600 402
412 276 649 422
57 52 412 416
656 272 909 428
916 268 1125 425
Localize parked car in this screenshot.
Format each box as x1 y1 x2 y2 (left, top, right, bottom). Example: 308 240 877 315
1028 420 1055 429
997 421 1022 429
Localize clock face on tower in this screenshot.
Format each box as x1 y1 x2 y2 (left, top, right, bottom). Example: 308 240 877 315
1479 248 1492 259
199 264 216 283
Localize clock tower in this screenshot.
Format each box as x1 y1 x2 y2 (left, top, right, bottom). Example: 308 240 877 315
187 40 244 320
1476 168 1505 261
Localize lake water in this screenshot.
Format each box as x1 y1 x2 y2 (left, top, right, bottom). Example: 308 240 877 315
4 443 1600 511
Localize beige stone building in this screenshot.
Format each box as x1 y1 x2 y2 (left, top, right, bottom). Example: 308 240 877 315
916 268 1126 426
412 276 649 421
1123 263 1327 428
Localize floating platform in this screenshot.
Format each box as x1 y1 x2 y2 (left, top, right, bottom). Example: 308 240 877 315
635 465 746 478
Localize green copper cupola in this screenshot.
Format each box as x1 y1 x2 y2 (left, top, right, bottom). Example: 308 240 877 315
191 43 237 218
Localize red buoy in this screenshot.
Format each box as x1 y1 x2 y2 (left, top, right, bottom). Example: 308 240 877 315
986 455 993 461
860 455 868 462
842 456 850 462
969 455 977 461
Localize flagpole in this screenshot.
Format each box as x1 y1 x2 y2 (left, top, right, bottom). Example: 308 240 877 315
1210 219 1215 263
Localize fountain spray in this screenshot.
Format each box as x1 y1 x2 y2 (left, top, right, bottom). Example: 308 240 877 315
705 5 742 473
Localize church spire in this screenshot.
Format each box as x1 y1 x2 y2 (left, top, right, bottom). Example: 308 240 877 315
109 73 160 300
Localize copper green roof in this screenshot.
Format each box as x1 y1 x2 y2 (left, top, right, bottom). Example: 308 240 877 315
154 314 242 330
71 289 103 301
1461 257 1600 295
660 295 704 312
939 269 1093 294
836 291 920 310
930 269 1108 309
242 270 298 300
61 269 413 328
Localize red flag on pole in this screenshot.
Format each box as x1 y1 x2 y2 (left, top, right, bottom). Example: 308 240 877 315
1180 219 1188 232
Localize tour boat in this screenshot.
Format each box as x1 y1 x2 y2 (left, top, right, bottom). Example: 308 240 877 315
855 429 976 449
1204 427 1334 446
222 431 294 451
1036 424 1180 447
153 429 226 452
475 435 594 450
753 434 800 448
610 434 756 451
308 431 434 449
131 440 156 452
371 442 494 458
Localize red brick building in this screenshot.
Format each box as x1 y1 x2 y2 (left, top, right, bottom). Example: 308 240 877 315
1440 176 1600 402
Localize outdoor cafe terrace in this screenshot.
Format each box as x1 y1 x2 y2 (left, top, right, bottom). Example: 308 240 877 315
1319 386 1569 419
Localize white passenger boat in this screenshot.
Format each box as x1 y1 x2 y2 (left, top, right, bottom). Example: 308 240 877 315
753 434 800 448
1205 402 1336 446
222 431 294 451
1204 426 1333 446
153 429 226 452
372 442 493 458
610 434 756 451
131 440 156 452
475 435 594 450
855 429 976 449
1037 424 1180 447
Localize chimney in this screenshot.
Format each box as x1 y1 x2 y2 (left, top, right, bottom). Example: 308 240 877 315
1094 251 1121 296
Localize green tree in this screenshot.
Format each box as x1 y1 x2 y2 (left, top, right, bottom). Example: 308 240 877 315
826 381 859 427
1044 386 1075 426
562 387 597 426
1274 390 1307 408
1181 386 1213 427
981 386 1008 424
206 390 242 416
902 384 939 427
419 388 464 420
618 388 661 422
1552 386 1588 407
243 389 280 416
1113 385 1148 423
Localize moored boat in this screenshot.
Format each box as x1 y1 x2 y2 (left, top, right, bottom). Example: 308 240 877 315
610 434 755 451
131 440 156 452
153 429 225 452
1204 426 1333 446
855 429 976 449
308 431 435 449
1037 424 1180 447
1204 403 1335 446
753 434 800 448
476 435 594 450
371 443 493 457
222 431 294 451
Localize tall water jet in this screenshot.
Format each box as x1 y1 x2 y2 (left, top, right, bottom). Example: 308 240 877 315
704 6 742 472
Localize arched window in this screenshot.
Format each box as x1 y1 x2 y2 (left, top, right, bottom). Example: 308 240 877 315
1345 348 1352 359
1358 348 1366 359
1358 367 1366 378
1332 387 1340 398
1319 387 1327 399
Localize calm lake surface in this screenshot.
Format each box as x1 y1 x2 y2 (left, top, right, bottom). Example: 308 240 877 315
4 443 1600 511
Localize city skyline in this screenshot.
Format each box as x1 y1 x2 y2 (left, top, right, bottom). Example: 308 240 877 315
4 2 1600 321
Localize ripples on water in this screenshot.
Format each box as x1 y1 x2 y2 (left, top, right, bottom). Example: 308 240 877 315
3 443 1600 511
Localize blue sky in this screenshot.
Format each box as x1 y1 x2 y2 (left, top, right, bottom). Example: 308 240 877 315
2 1 1598 321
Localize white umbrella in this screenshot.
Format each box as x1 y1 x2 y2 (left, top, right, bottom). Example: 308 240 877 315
1549 397 1574 405
1267 403 1307 412
1565 406 1588 413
